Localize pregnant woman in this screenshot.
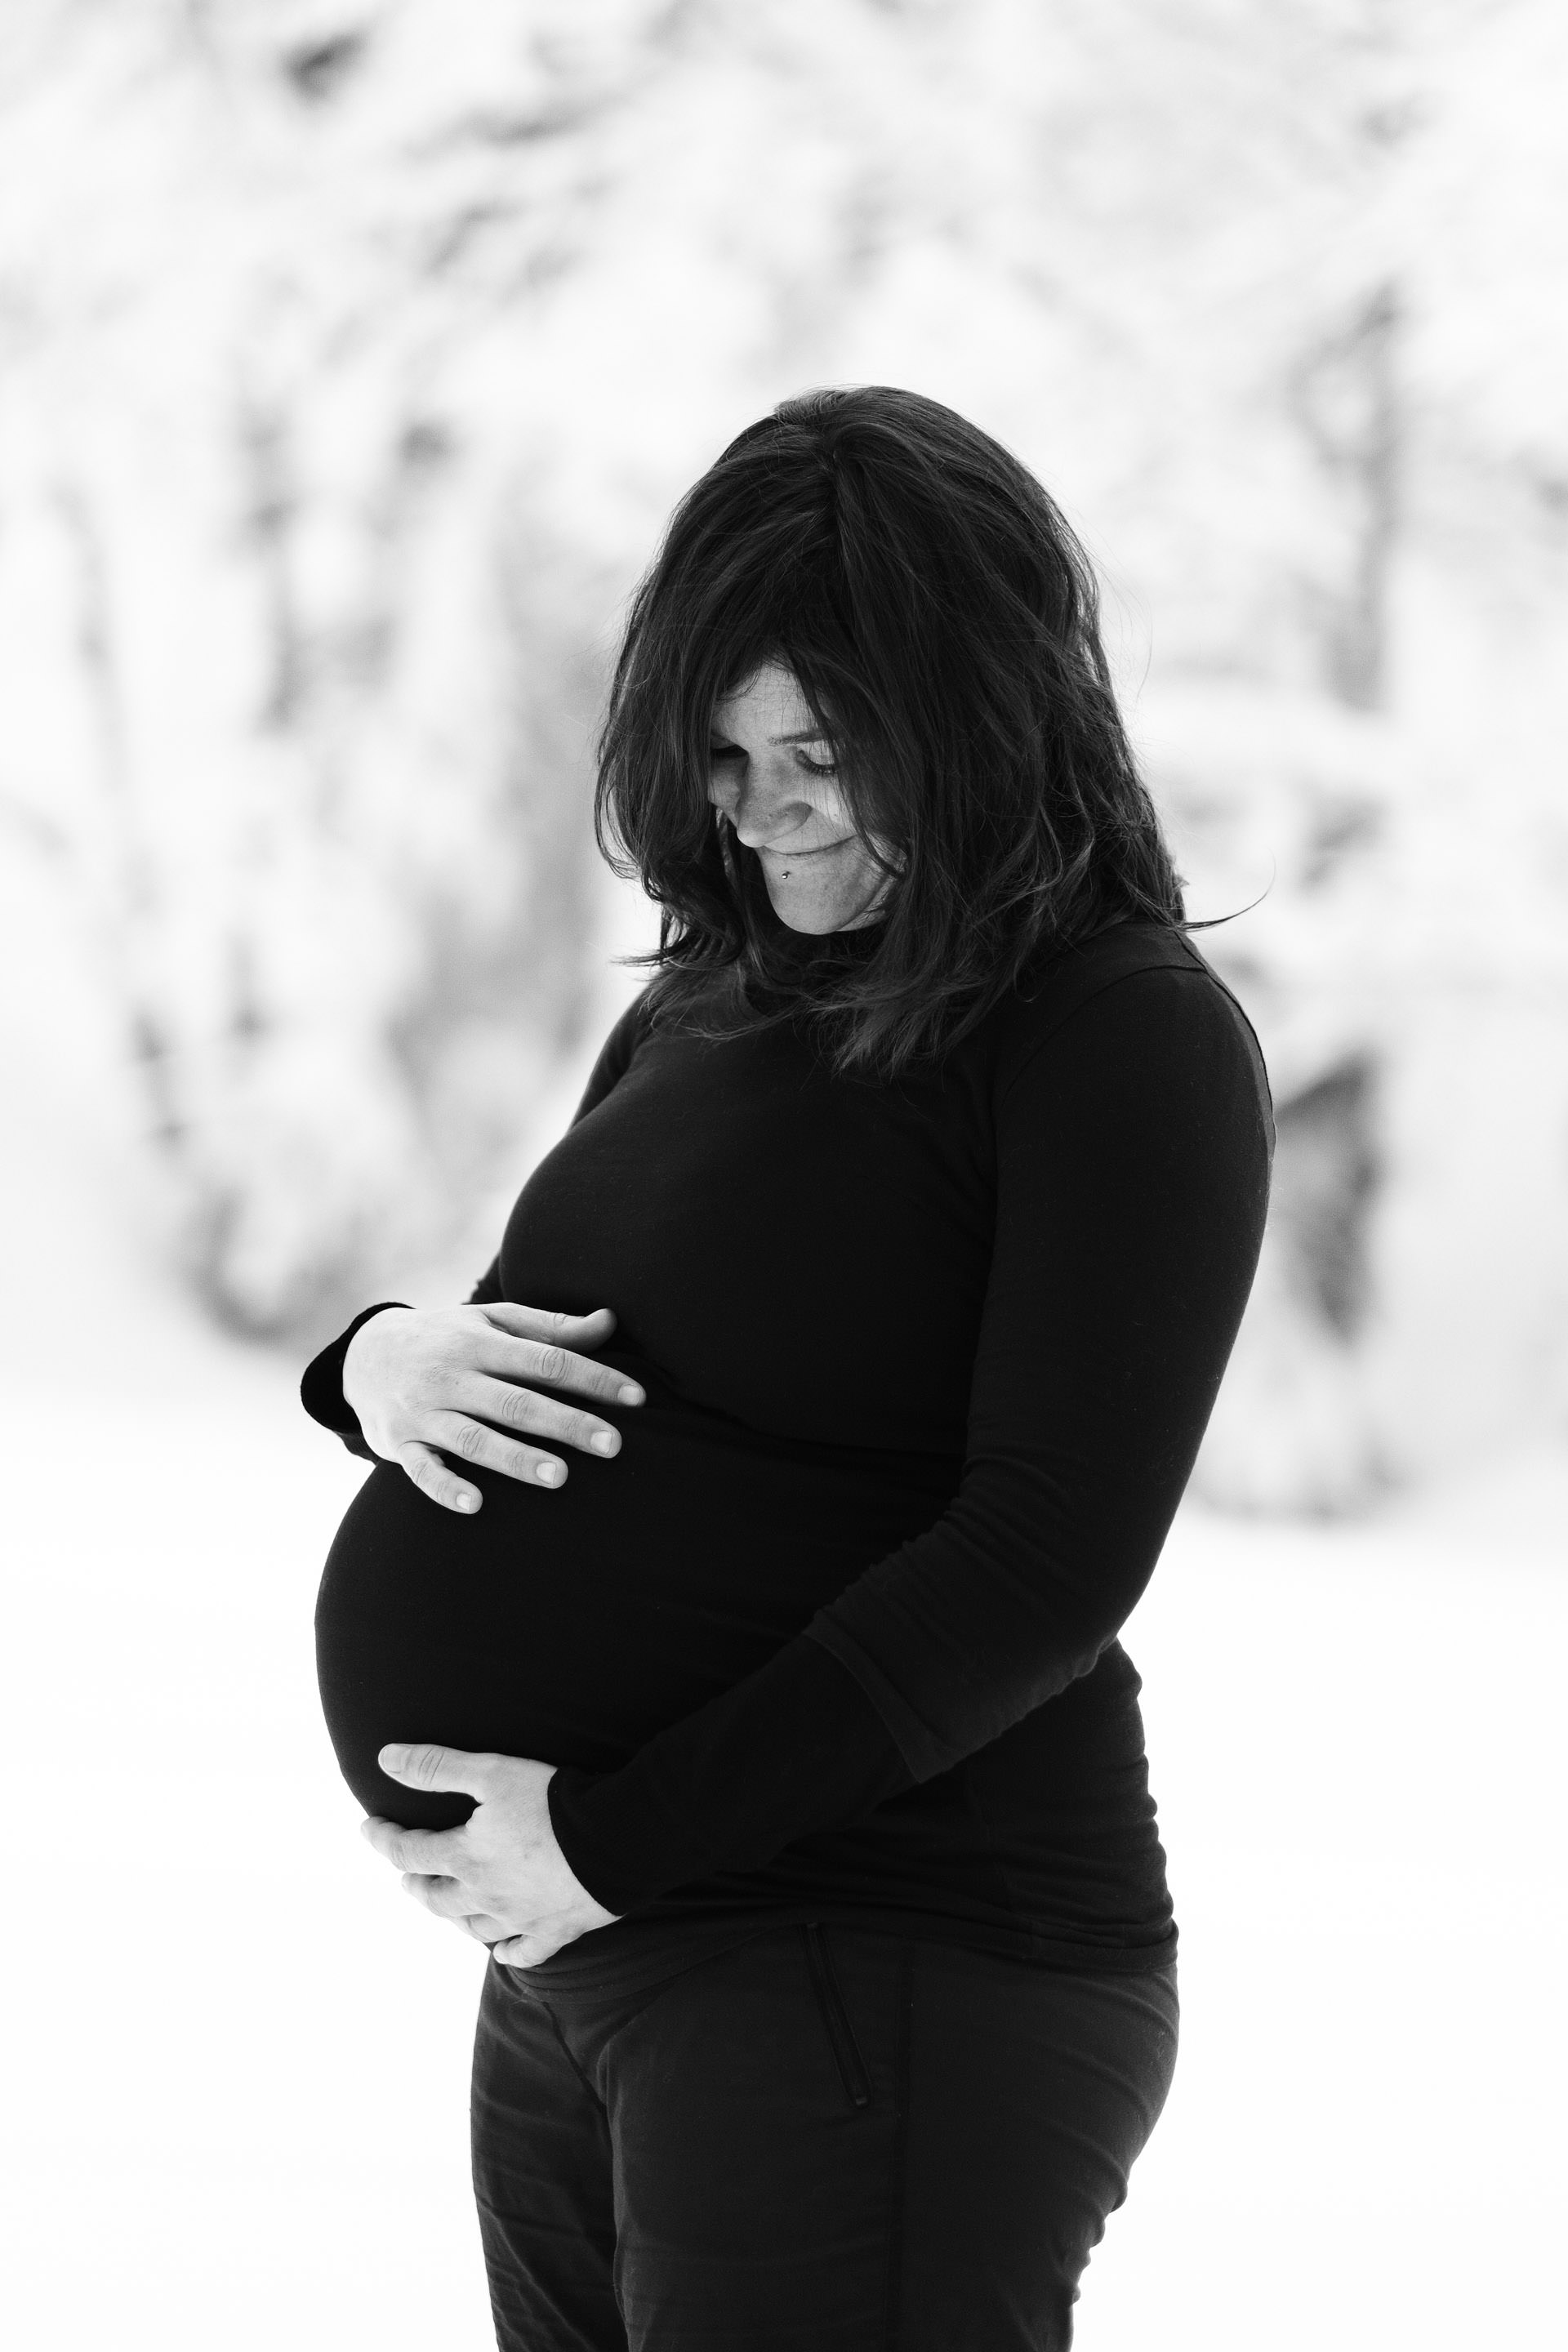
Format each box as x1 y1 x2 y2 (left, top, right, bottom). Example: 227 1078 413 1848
303 385 1272 2351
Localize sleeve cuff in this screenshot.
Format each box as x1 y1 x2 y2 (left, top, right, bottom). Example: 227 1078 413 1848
299 1303 411 1452
543 1634 915 1917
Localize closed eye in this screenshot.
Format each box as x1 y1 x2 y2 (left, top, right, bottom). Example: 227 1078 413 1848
707 740 838 777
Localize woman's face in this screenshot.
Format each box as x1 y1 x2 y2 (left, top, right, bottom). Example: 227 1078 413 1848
708 662 892 935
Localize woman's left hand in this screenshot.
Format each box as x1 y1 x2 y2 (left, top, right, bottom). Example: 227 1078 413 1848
362 1745 620 1967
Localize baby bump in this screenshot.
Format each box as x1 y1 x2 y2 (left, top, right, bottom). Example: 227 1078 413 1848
314 1446 728 1830
314 1416 957 1830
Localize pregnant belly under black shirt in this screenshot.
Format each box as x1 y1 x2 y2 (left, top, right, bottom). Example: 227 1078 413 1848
306 920 1272 1972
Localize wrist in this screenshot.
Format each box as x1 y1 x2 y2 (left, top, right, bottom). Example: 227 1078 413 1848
301 1302 412 1438
341 1303 412 1416
545 1764 676 1918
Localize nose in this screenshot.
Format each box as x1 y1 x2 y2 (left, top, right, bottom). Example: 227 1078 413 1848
715 764 816 849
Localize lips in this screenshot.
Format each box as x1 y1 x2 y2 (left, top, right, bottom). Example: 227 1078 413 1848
756 838 854 862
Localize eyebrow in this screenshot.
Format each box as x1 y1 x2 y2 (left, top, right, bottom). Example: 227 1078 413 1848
708 728 832 746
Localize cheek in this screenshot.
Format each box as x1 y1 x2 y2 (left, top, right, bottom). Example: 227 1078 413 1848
812 783 855 831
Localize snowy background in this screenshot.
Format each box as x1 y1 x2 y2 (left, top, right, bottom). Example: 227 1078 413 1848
2 3 1565 2346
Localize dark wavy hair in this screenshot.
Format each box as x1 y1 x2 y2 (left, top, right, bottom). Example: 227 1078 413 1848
595 385 1186 1074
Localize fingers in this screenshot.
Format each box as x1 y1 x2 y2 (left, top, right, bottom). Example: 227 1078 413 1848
462 1915 507 1945
362 1815 466 1873
491 1935 551 1968
464 1375 626 1459
401 1872 474 1921
476 1327 645 1410
393 1440 485 1514
398 1876 508 1944
394 1407 608 1500
425 1412 573 1489
376 1742 495 1797
390 1854 524 1950
481 1303 617 1352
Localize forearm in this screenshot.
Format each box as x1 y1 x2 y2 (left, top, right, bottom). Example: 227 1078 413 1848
546 1634 912 1914
543 1464 1175 1917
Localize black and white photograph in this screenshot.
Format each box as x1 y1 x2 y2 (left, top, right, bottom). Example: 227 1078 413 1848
2 4 1565 2346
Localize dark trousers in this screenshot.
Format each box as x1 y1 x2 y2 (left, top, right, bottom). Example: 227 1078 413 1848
470 1919 1178 2350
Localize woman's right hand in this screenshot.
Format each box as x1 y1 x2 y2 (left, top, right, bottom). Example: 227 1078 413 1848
341 1303 644 1515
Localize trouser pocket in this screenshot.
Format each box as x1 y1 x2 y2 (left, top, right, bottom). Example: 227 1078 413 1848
801 1922 871 2110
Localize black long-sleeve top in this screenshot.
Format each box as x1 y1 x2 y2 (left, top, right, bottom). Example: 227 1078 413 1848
306 919 1272 1975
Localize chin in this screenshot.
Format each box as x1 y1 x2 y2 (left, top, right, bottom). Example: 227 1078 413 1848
762 875 863 936
769 897 864 935
769 882 884 934
773 906 842 935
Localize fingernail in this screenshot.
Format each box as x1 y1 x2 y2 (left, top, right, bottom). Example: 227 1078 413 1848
535 1461 561 1485
590 1431 618 1455
458 1493 479 1512
619 1383 644 1404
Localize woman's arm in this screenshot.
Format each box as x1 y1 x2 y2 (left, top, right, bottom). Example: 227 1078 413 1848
299 993 650 1458
544 964 1274 1915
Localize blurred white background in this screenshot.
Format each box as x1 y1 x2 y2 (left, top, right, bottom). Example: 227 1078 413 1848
2 3 1564 2347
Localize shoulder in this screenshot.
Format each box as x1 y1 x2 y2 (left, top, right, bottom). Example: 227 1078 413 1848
991 920 1272 1130
572 987 657 1123
606 986 657 1053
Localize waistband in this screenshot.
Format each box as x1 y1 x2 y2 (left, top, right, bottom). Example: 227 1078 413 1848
498 1898 1178 1999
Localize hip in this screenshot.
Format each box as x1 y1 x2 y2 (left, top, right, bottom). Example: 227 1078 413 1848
474 1917 1179 2350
